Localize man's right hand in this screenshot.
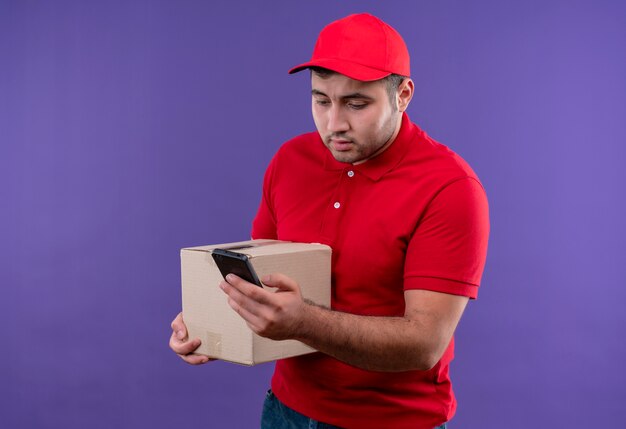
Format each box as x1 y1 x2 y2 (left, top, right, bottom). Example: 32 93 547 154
169 312 214 365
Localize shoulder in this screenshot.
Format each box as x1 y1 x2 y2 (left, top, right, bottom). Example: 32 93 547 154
404 123 483 188
268 131 326 172
275 131 323 158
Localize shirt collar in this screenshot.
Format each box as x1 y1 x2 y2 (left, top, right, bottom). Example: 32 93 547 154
323 112 416 181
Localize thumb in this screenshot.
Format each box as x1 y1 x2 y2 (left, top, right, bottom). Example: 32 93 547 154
171 312 188 340
261 273 299 292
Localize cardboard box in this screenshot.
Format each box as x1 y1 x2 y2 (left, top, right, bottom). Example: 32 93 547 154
180 239 331 365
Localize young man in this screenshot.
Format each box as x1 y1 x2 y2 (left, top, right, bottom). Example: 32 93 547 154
170 13 489 429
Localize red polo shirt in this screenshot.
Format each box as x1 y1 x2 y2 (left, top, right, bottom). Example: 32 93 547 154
252 113 489 429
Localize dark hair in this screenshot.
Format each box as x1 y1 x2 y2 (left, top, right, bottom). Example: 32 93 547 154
310 67 407 106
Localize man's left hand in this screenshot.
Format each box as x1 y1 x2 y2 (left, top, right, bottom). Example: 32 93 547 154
219 273 308 341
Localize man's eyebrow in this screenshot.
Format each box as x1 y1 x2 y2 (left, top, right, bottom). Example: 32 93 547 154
311 89 375 101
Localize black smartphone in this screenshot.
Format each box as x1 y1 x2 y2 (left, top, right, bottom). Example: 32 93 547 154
211 248 263 287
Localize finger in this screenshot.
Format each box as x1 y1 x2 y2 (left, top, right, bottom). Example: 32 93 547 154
225 274 268 296
169 332 202 355
225 296 265 329
169 334 196 355
221 277 272 311
261 273 299 292
180 353 215 365
170 312 188 340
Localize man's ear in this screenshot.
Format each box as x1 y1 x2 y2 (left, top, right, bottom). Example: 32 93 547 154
397 78 414 113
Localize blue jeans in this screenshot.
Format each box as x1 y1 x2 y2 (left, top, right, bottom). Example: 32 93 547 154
261 389 448 429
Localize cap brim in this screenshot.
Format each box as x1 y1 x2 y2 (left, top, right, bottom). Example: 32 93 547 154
288 58 391 82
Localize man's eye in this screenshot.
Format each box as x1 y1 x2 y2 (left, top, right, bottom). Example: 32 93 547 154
315 99 330 106
348 103 367 110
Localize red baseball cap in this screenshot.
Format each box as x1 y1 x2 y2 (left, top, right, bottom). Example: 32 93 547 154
288 13 410 81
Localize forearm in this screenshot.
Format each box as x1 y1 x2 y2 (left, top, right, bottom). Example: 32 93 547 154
220 273 463 371
295 301 442 372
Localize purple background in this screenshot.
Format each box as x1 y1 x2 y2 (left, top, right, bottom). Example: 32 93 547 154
2 1 625 428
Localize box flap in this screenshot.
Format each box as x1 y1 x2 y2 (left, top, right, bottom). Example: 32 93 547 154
182 239 280 253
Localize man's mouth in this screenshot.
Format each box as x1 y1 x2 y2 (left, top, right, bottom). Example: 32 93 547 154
329 138 353 151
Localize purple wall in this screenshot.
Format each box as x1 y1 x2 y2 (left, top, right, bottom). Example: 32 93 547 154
2 1 625 427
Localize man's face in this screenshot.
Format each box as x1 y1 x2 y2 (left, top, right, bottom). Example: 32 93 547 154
311 72 402 165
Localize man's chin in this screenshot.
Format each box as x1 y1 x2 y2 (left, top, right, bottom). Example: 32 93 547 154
330 151 359 164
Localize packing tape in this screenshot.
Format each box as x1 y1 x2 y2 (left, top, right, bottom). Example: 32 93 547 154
202 330 223 357
189 324 222 357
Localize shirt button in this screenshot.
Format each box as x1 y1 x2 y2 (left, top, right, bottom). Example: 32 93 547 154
347 170 354 178
333 202 341 209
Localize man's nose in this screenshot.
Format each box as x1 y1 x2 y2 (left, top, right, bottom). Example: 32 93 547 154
327 105 349 134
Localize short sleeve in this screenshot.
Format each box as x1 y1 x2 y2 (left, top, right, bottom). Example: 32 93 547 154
251 156 278 240
403 177 490 298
